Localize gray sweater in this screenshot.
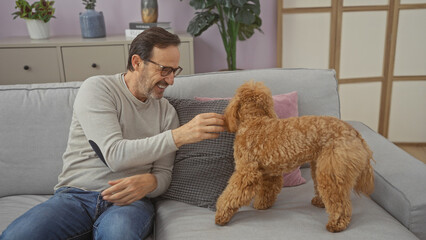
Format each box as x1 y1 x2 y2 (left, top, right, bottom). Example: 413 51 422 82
55 74 179 198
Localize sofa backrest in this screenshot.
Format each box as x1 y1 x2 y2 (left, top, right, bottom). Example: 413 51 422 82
0 68 339 197
166 68 340 118
0 82 82 197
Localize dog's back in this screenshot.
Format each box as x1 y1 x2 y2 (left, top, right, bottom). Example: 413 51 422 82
237 115 371 170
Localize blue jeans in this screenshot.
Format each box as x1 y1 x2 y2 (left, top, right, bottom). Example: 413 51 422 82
0 187 154 240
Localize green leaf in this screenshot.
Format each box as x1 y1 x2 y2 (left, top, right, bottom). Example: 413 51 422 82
238 15 262 41
205 0 216 8
231 0 247 7
245 2 260 15
235 6 255 24
189 0 206 10
187 11 218 37
217 0 233 8
238 26 253 41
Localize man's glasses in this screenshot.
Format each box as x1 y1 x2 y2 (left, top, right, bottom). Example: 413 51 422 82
145 59 183 77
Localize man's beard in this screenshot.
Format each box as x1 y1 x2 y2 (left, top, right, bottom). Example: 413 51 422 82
140 74 159 101
144 82 165 100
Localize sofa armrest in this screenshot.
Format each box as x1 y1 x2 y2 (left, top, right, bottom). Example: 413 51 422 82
349 121 426 240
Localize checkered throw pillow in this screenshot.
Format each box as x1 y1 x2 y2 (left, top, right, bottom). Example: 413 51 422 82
160 98 234 211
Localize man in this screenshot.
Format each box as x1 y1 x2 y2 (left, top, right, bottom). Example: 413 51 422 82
0 27 225 240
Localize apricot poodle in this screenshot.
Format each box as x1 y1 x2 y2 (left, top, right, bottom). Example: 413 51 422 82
215 81 375 232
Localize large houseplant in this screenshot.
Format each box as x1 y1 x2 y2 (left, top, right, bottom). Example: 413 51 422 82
180 0 262 70
12 0 55 39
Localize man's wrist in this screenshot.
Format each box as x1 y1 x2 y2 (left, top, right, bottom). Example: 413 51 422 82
147 173 158 193
171 129 183 148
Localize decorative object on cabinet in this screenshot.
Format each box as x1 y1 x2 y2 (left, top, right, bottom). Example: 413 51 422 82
12 0 55 40
80 0 106 38
125 22 173 39
141 0 158 23
128 21 171 30
180 0 262 70
25 19 49 40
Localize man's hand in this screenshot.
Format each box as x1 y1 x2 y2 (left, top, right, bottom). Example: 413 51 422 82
101 173 157 206
171 112 225 148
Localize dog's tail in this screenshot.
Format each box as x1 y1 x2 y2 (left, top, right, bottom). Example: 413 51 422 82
354 139 375 196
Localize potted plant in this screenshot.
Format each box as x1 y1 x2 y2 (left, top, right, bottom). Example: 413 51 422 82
80 0 106 38
180 0 262 70
12 0 55 40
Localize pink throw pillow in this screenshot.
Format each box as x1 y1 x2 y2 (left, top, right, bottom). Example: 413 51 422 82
195 91 306 187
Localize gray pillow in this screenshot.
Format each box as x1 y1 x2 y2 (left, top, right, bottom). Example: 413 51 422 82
160 98 235 210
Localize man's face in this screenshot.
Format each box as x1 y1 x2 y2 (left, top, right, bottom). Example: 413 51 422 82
138 45 180 101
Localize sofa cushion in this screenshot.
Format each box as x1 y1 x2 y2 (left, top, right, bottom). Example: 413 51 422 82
160 98 234 210
0 82 82 198
0 195 51 233
154 169 419 240
195 91 299 120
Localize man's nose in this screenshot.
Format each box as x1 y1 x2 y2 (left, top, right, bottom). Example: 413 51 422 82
165 74 174 86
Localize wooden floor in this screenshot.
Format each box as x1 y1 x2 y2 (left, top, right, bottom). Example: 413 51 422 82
395 143 426 164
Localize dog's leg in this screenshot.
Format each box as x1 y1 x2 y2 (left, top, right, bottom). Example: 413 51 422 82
317 173 352 232
310 161 325 208
215 165 261 226
253 174 282 210
316 149 353 233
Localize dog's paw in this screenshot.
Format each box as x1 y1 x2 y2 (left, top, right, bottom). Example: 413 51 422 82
215 213 231 226
326 217 350 232
311 196 325 208
253 198 274 210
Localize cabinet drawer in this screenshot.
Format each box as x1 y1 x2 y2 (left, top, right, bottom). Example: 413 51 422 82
62 45 126 82
0 47 61 84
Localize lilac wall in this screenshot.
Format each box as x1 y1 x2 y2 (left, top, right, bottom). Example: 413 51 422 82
0 0 277 73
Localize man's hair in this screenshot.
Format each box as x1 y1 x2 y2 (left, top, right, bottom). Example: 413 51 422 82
127 27 181 71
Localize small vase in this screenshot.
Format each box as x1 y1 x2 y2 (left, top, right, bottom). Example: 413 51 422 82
141 0 158 23
25 19 50 40
79 9 106 38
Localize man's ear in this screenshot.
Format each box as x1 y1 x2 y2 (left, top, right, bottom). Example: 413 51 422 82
131 54 143 70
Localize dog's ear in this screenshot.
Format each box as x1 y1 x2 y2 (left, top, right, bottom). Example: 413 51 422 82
223 95 240 132
254 82 278 119
260 93 277 119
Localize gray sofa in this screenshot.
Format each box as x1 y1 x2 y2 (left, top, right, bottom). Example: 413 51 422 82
0 68 425 240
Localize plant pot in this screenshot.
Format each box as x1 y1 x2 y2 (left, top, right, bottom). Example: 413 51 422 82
25 19 50 40
79 9 106 38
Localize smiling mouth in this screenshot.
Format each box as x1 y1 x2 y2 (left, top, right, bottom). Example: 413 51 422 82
157 84 167 89
156 81 168 90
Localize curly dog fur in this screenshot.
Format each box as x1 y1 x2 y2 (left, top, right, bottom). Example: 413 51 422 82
215 81 375 232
